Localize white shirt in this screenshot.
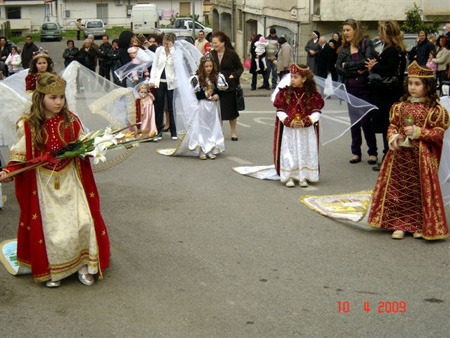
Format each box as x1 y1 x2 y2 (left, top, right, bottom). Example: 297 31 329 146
149 46 176 90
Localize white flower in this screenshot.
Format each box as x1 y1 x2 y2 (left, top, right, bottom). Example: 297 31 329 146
84 147 107 165
93 133 117 151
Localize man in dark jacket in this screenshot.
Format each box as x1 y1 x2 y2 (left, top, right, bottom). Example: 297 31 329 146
408 30 435 66
98 35 112 80
79 38 97 72
316 37 337 80
0 36 12 76
21 36 39 69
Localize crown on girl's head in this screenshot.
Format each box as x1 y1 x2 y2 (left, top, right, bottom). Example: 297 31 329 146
32 48 50 60
36 75 66 95
407 61 434 78
290 64 310 75
200 53 214 63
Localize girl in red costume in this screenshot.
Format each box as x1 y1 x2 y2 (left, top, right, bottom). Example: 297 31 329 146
25 48 55 93
0 73 110 287
368 61 449 240
273 64 324 188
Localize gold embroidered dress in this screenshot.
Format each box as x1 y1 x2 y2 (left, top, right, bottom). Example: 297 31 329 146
368 99 449 239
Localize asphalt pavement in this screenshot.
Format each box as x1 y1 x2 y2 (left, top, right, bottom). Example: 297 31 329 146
0 39 449 338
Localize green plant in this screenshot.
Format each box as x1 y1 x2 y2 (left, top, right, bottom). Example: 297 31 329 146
401 2 442 35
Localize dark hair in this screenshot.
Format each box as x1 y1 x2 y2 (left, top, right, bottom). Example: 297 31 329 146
286 65 318 108
198 30 205 34
112 39 119 45
197 57 218 88
118 31 134 49
270 28 276 35
67 39 74 47
29 55 54 74
211 31 228 43
0 36 6 41
401 76 439 107
253 34 262 43
26 36 32 40
328 40 337 48
103 35 109 39
278 37 287 45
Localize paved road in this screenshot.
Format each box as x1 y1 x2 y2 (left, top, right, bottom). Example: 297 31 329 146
0 39 449 338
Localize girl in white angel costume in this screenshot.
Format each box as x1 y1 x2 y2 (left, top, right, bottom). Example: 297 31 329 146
158 50 228 159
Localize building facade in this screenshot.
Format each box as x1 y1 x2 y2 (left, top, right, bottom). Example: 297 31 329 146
212 0 450 63
0 0 206 33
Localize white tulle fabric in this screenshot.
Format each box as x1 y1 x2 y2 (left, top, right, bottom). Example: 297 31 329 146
114 48 154 82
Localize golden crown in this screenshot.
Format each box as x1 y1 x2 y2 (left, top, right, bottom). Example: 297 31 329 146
36 74 66 95
407 61 434 78
290 63 310 75
32 47 50 60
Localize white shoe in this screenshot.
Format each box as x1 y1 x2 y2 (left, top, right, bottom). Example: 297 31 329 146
171 136 178 140
78 272 95 286
392 230 405 239
299 181 309 187
207 153 216 160
154 136 162 141
413 232 423 239
199 153 207 160
46 280 61 288
285 179 295 187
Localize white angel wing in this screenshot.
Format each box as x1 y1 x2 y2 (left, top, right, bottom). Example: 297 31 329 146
271 74 377 145
0 69 32 147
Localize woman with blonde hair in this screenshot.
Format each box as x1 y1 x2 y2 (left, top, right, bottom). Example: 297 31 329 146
336 18 378 165
366 20 406 170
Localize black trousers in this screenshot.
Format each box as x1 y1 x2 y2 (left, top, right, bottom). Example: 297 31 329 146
77 30 81 40
99 65 111 80
155 82 176 136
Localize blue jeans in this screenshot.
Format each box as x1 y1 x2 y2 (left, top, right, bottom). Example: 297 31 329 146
263 58 277 87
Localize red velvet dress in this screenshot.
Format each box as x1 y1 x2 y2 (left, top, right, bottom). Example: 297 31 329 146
273 86 324 181
368 100 449 239
25 73 38 93
5 112 110 282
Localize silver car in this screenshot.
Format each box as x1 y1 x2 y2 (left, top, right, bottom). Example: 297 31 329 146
83 20 106 39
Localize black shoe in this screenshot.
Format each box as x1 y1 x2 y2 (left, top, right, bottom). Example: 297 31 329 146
349 156 361 164
258 85 270 90
251 87 256 91
272 85 277 89
372 165 381 171
367 157 378 165
231 137 238 141
163 128 170 132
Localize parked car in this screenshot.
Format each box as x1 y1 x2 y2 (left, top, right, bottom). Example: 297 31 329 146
83 19 106 39
131 4 160 35
40 22 63 42
158 18 212 40
175 34 195 45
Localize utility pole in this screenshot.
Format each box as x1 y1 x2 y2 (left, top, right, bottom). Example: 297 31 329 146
192 0 196 40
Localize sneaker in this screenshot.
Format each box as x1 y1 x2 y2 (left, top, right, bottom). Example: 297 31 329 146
285 179 295 188
207 153 216 160
171 136 178 140
299 181 309 187
391 230 405 239
154 131 163 141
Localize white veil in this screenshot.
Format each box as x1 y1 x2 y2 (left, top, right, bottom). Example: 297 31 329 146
438 96 450 205
114 48 154 82
271 74 378 145
172 40 203 133
0 62 138 171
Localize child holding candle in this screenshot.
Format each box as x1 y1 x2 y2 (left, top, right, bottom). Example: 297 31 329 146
273 64 324 187
368 61 449 240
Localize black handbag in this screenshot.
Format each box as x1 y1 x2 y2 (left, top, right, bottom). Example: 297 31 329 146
368 72 398 90
235 82 245 111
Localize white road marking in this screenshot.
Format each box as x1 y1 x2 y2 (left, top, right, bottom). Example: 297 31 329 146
237 121 251 128
224 156 253 165
253 117 274 125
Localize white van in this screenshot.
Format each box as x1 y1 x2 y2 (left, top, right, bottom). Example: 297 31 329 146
131 4 159 35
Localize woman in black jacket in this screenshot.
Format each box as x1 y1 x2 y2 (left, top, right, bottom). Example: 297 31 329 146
249 34 267 90
366 20 406 170
336 18 378 165
62 40 79 67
